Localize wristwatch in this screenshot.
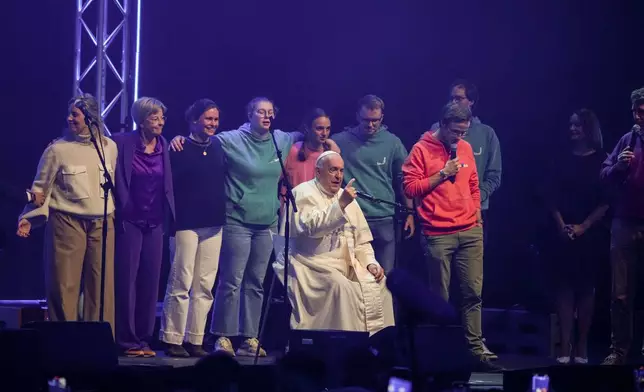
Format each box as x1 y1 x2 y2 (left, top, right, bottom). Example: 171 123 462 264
439 169 447 179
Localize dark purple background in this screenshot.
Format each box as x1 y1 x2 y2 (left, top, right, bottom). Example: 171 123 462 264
1 0 642 318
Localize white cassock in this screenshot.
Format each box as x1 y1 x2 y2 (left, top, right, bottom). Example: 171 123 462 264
273 178 395 335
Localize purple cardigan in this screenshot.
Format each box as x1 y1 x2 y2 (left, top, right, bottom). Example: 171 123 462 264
111 130 175 230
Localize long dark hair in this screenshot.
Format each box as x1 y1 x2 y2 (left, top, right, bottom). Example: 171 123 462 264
298 108 330 162
573 108 603 151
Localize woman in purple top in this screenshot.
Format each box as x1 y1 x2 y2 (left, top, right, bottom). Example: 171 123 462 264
112 97 175 357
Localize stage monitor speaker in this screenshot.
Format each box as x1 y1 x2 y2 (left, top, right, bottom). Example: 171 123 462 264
504 365 637 392
412 325 477 374
0 328 45 390
23 321 118 377
288 329 370 388
369 325 475 390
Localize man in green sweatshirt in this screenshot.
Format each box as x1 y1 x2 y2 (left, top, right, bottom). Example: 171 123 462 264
431 79 502 223
331 95 415 274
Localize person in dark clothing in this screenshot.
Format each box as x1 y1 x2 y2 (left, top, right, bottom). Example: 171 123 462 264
194 352 241 392
276 351 327 392
160 99 226 358
601 87 644 365
548 108 609 364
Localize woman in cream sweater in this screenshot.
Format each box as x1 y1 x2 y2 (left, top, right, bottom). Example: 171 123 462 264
17 94 118 332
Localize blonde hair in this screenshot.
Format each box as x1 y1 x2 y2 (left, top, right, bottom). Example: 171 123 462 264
131 97 167 126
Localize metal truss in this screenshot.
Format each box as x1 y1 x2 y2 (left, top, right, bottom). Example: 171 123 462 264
73 0 136 135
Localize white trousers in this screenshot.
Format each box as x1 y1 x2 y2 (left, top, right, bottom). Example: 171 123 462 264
160 226 222 345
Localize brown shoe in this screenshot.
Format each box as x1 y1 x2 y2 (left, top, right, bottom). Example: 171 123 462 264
124 348 144 357
141 346 156 358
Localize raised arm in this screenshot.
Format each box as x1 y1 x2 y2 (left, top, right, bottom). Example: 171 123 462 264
291 191 348 239
291 180 357 238
601 135 631 185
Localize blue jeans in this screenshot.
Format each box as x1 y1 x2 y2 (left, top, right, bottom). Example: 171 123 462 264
210 220 274 338
367 217 396 274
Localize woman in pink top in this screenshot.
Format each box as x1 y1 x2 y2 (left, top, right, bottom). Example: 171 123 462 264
282 108 340 192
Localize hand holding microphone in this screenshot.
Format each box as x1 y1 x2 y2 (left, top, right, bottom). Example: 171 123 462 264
443 143 467 183
443 157 462 178
617 148 635 170
616 124 640 171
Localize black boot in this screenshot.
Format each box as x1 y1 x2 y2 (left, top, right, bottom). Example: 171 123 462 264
165 344 190 358
185 343 209 358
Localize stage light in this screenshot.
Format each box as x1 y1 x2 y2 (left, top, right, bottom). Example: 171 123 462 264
133 0 142 130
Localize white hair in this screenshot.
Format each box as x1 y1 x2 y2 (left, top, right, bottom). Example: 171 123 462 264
131 97 167 125
315 150 341 169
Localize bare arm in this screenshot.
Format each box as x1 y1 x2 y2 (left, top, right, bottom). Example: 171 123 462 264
551 209 566 230
581 205 609 231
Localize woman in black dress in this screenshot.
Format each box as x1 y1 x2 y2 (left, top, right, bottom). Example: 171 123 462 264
549 108 609 364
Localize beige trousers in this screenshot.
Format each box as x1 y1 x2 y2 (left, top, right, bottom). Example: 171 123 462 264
44 210 115 334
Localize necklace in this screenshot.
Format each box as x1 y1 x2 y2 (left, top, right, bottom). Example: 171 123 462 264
188 135 211 156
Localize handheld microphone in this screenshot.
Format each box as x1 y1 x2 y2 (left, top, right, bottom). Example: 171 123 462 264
449 143 457 184
628 124 641 151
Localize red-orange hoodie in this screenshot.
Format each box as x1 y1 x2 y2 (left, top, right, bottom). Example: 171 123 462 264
402 131 481 235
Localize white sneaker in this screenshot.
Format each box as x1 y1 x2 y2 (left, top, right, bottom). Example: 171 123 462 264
556 356 570 364
236 338 267 357
573 356 588 364
213 337 235 357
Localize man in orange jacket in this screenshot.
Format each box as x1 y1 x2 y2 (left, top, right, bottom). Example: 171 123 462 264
403 103 493 367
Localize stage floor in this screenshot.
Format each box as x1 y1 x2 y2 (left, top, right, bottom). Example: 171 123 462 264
118 352 558 390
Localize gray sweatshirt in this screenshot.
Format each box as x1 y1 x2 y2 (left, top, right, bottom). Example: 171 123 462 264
21 132 118 226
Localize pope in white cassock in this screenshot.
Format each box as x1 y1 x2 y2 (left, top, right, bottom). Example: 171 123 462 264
273 150 395 335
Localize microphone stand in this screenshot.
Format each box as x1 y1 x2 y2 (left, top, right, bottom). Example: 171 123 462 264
255 128 297 365
85 117 114 324
356 193 415 216
356 191 415 277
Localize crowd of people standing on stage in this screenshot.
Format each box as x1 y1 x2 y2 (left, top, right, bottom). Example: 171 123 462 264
12 79 644 369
